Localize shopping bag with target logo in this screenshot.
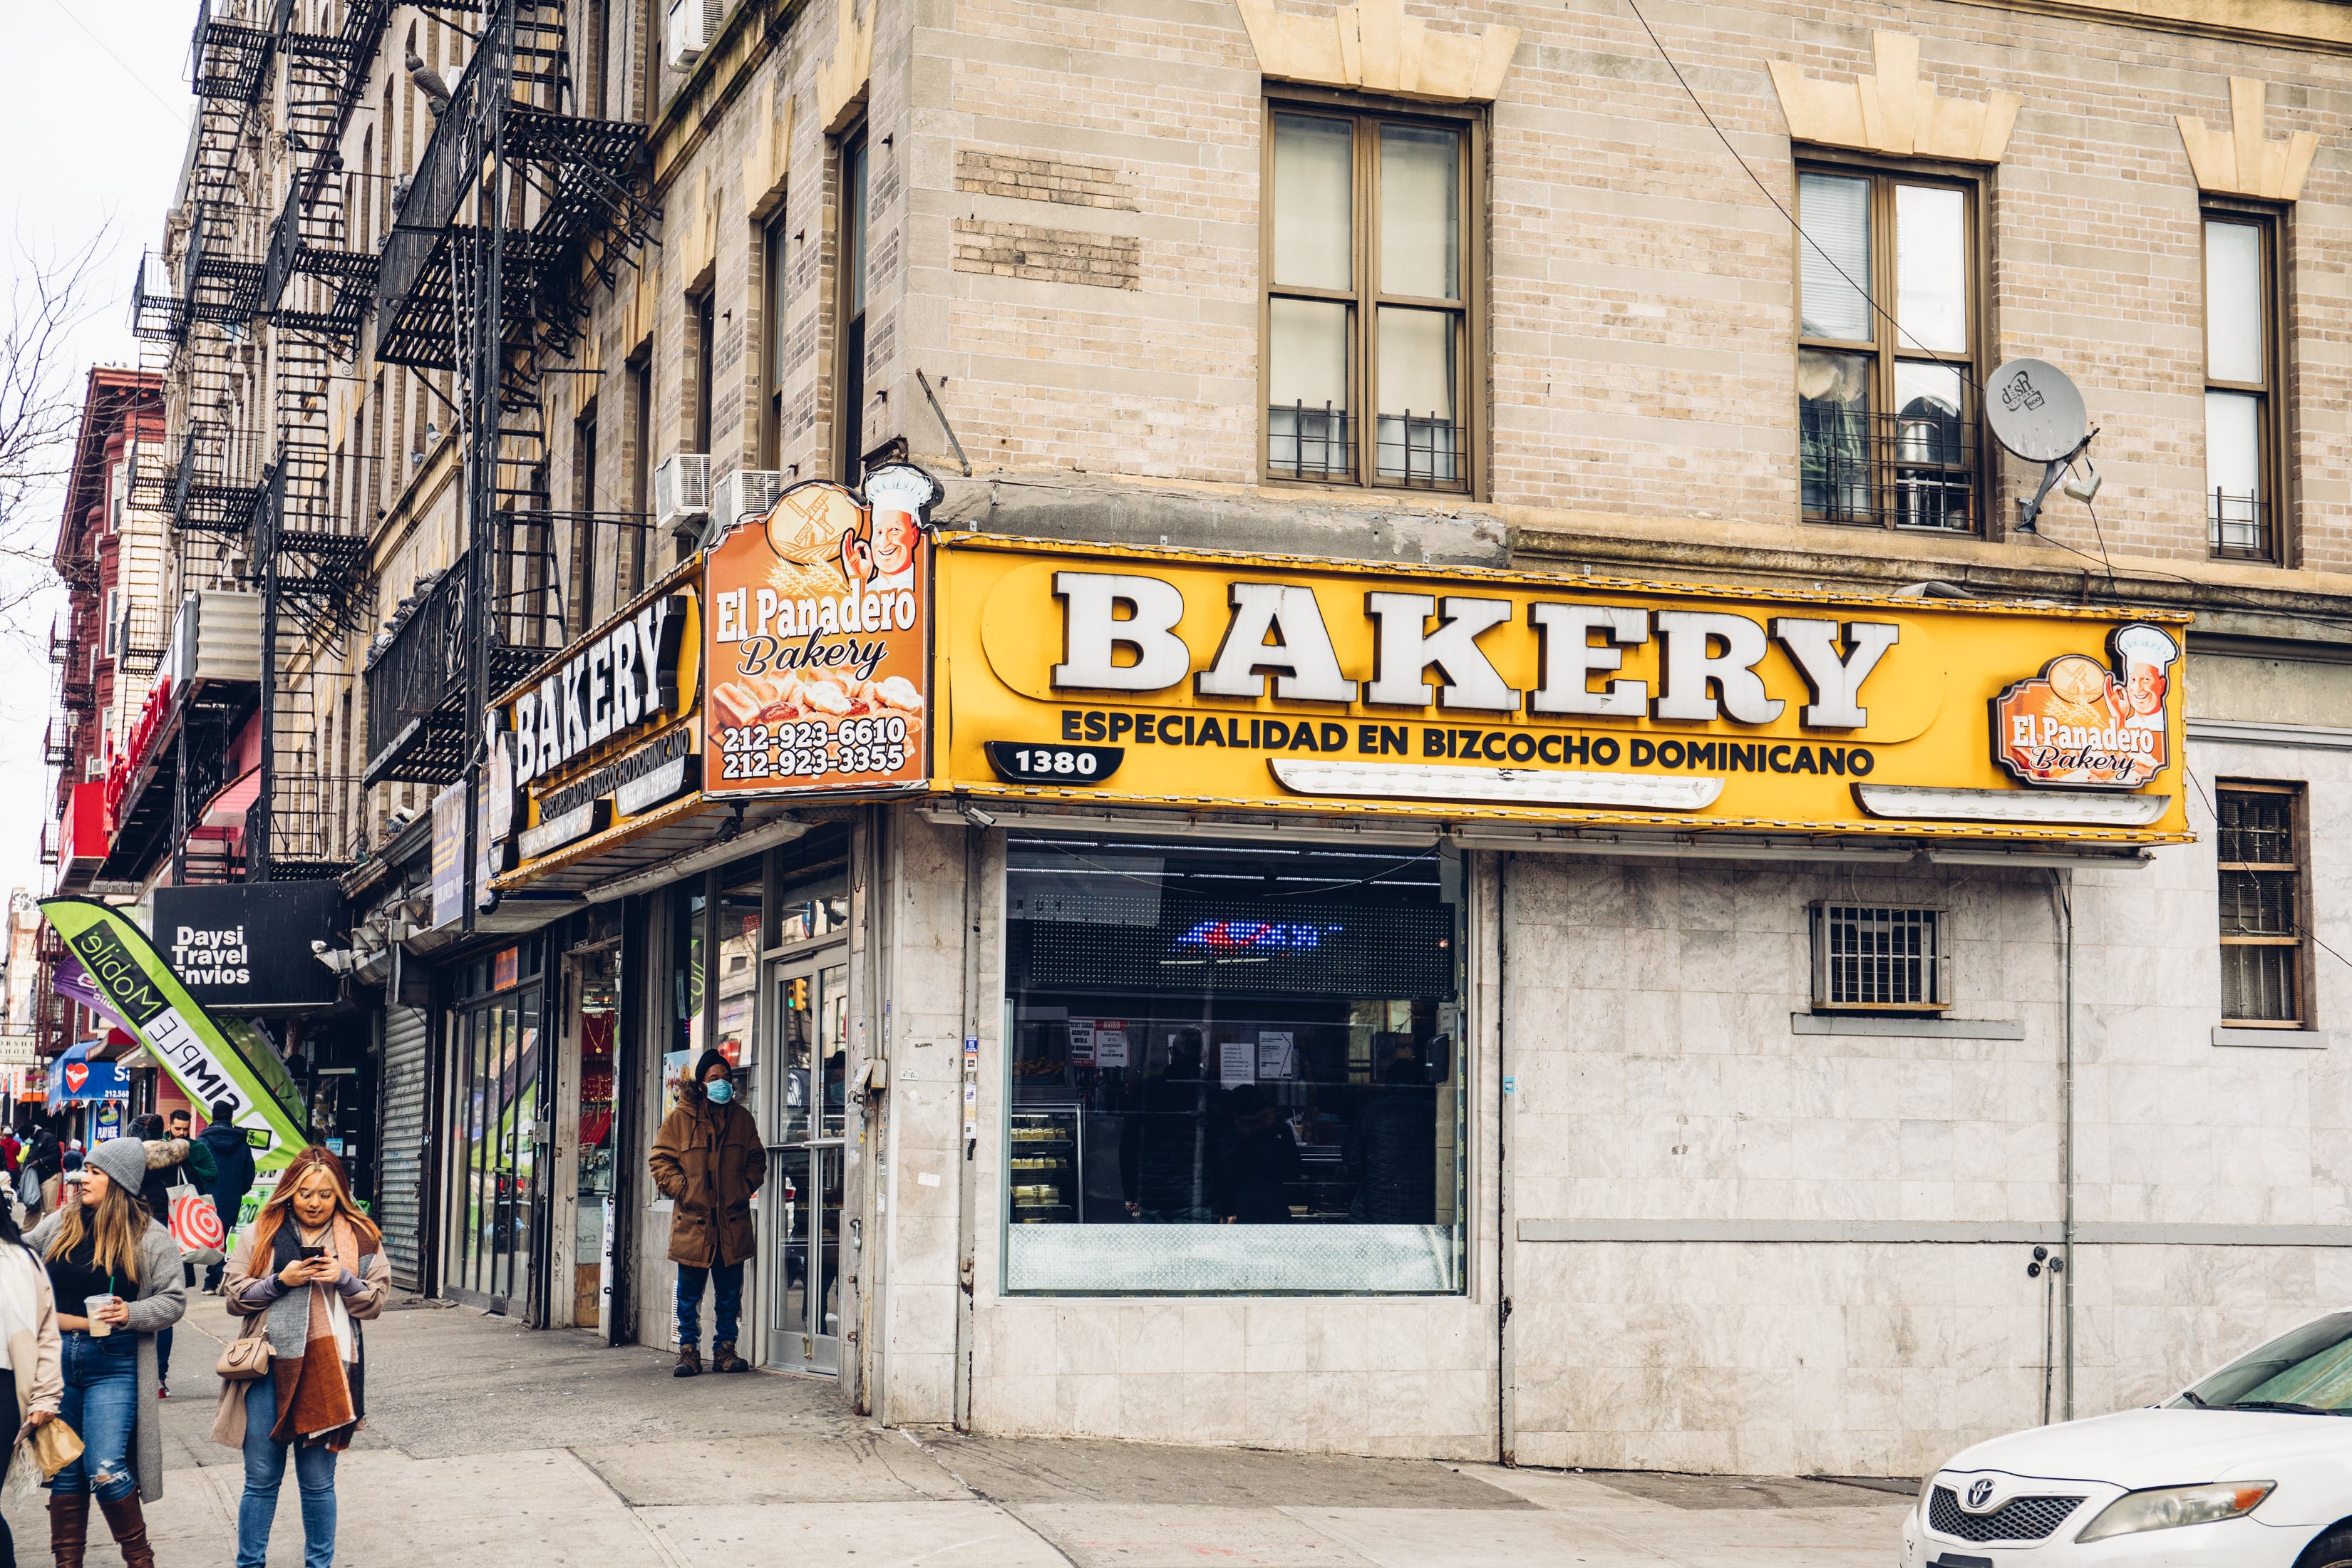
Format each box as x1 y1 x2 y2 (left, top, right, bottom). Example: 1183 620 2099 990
168 1178 225 1266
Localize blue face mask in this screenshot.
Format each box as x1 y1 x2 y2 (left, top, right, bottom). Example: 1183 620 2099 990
704 1078 734 1105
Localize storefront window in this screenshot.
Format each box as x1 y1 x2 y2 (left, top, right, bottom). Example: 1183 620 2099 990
1002 833 1465 1294
443 940 545 1311
667 884 706 1115
713 870 762 1095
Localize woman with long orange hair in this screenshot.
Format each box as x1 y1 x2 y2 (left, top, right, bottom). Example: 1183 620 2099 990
210 1146 390 1568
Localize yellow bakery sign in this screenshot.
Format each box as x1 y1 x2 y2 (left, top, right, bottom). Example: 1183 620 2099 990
931 535 2191 842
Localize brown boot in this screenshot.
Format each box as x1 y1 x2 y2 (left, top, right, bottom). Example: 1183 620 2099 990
711 1339 750 1373
48 1492 88 1568
97 1492 154 1568
672 1343 702 1377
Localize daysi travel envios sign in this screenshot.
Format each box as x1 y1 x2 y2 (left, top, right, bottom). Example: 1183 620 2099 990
702 466 937 799
929 537 2192 841
38 898 306 1167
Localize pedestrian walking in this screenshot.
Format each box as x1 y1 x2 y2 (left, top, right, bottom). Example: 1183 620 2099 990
19 1125 61 1222
649 1049 763 1376
212 1145 389 1568
27 1135 187 1568
0 1191 64 1568
123 1114 214 1400
197 1100 256 1293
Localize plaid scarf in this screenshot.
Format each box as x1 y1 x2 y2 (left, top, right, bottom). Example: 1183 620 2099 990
261 1217 369 1449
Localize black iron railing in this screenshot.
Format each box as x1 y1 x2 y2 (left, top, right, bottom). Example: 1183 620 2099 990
2209 490 2274 562
1801 406 1977 532
1267 403 1353 480
1375 411 1466 488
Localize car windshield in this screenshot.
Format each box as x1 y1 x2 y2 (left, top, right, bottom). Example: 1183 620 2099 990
2175 1311 2352 1413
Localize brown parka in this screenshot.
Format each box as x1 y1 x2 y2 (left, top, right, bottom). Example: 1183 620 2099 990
649 1081 765 1267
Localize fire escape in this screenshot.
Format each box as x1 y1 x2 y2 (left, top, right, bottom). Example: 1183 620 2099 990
119 0 383 887
363 0 656 894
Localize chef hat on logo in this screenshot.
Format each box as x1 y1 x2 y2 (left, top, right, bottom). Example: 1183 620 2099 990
2113 625 2179 673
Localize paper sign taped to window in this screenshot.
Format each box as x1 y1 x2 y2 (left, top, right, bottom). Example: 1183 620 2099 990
1257 1031 1295 1079
1093 1026 1130 1068
1219 1040 1256 1086
1068 1020 1095 1063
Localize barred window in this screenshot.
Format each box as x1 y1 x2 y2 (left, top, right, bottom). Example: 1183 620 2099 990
1810 903 1949 1011
2218 783 2304 1026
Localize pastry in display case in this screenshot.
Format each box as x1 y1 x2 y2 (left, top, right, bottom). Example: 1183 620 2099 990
1008 1105 1080 1223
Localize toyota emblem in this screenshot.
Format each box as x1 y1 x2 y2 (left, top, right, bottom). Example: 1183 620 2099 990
1966 1479 1996 1510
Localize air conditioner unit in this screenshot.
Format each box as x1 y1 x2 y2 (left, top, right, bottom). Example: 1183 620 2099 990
653 452 710 536
665 0 729 68
709 468 783 542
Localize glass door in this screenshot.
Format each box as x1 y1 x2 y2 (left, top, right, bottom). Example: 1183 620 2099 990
440 949 547 1316
568 947 620 1332
765 949 848 1373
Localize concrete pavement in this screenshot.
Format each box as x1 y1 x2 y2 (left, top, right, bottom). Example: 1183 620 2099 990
1 1296 1909 1565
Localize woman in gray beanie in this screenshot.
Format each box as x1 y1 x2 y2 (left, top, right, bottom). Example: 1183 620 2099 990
26 1135 187 1568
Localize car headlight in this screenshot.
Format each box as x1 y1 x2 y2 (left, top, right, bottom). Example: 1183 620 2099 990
2075 1481 2275 1542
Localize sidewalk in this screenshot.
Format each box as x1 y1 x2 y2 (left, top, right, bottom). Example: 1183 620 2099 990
2 1297 1907 1566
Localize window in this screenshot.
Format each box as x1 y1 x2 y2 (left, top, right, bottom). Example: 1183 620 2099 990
690 286 716 457
2217 783 2305 1026
1797 165 1978 532
1263 103 1472 492
836 128 868 483
1810 903 1949 1011
761 210 789 469
2204 210 2282 562
626 344 651 594
1001 833 1465 1295
570 401 598 638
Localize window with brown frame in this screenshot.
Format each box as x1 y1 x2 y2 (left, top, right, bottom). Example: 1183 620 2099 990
1795 162 1979 532
836 125 869 483
1262 100 1474 492
2204 208 2284 562
2217 781 2306 1026
760 208 790 470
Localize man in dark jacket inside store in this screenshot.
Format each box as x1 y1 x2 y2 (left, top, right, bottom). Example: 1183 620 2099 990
649 1050 763 1377
195 1099 256 1291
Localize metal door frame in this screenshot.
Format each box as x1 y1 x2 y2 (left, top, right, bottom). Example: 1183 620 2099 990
764 939 850 1374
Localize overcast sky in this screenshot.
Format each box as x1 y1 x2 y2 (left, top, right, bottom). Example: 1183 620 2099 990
0 1 189 902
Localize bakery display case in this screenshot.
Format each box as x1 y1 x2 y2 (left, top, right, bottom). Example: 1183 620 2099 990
1008 1104 1081 1224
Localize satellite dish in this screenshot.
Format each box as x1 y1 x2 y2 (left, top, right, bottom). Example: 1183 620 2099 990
1984 358 2098 531
1985 359 2088 463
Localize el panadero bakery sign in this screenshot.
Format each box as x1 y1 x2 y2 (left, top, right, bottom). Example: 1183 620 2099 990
928 535 2194 844
703 465 937 800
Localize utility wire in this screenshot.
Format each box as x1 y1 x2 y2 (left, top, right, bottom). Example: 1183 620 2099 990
40 0 188 130
1620 0 1980 391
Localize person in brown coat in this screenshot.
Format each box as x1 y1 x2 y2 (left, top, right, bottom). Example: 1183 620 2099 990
648 1048 763 1376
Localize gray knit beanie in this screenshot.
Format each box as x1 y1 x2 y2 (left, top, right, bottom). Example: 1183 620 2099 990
87 1135 150 1195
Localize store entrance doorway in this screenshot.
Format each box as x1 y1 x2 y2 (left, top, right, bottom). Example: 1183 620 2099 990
552 942 621 1334
765 944 848 1374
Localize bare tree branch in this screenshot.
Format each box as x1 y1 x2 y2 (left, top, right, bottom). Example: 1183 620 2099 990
0 227 115 629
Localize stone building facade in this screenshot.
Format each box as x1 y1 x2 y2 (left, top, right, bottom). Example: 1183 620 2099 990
100 0 2352 1482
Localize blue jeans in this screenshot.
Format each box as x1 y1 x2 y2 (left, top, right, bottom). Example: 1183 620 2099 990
238 1373 337 1568
675 1259 743 1348
51 1332 139 1501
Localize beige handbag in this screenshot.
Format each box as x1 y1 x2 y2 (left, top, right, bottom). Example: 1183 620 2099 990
217 1326 270 1381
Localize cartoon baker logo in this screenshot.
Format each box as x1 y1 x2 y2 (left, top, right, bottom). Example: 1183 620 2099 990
1991 623 2179 789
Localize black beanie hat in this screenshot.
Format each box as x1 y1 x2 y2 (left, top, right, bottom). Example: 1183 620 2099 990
692 1048 731 1084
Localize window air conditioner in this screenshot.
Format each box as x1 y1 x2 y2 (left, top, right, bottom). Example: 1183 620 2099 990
709 468 784 542
665 0 729 68
653 452 711 537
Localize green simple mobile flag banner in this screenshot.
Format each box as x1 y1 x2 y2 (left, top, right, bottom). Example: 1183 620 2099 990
40 897 306 1170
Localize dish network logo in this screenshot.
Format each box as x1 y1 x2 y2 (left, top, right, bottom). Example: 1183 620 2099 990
1174 920 1342 953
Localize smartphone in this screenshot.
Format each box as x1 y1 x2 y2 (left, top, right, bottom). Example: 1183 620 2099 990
297 1245 325 1262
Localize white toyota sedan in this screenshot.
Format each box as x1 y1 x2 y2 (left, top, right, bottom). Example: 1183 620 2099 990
1901 1311 2352 1567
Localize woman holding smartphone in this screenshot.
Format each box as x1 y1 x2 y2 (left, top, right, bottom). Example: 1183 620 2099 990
26 1136 186 1568
213 1146 389 1568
